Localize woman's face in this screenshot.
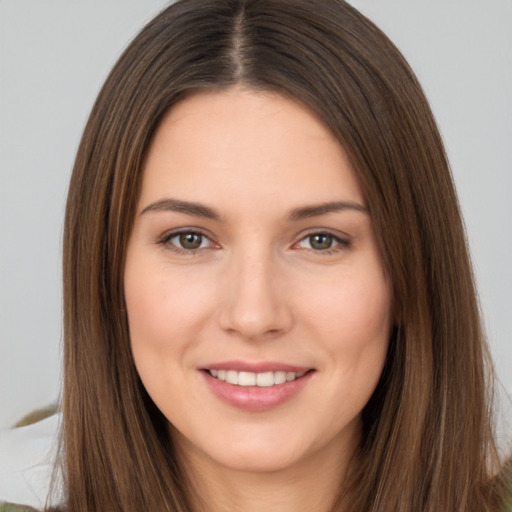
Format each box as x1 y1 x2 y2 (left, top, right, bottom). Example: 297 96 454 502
124 88 392 475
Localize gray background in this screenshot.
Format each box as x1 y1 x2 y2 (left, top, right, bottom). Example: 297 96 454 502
1 1 511 444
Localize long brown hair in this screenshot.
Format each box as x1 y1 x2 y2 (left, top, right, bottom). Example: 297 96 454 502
61 1 508 510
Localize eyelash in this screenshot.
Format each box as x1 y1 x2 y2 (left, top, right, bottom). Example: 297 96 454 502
156 229 351 256
156 229 216 255
294 232 351 255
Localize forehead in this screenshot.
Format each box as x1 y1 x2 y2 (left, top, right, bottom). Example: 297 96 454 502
139 88 364 213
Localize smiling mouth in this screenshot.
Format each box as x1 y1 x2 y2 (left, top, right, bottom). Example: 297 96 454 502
206 369 308 387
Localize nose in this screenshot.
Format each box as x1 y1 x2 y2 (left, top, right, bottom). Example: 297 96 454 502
219 249 293 341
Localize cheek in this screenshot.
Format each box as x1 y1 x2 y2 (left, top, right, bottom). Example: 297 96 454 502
124 264 216 352
124 264 219 411
301 270 392 346
302 270 391 417
298 262 392 399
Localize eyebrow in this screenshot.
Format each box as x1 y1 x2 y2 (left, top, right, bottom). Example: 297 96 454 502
140 197 367 221
140 198 221 220
287 200 367 221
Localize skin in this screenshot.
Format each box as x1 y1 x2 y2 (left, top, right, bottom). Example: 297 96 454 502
124 88 393 512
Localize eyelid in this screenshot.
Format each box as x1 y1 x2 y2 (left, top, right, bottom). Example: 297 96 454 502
156 227 220 253
291 228 351 252
155 226 351 255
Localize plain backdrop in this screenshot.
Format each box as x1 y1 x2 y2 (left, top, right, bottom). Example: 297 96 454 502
1 1 511 443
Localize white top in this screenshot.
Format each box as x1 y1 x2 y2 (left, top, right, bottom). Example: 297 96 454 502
0 413 61 509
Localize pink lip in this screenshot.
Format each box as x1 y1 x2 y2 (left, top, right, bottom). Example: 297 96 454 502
200 362 315 412
201 360 311 373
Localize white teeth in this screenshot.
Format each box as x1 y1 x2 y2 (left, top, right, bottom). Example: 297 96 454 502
208 369 306 387
226 370 238 385
238 371 256 386
274 371 287 385
256 371 274 387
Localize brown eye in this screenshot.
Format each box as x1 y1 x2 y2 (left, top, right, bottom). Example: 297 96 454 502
179 232 203 249
309 233 333 250
158 230 216 254
295 232 350 253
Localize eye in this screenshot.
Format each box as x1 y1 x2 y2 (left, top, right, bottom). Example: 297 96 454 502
176 232 206 250
295 232 350 252
158 230 215 253
305 233 334 250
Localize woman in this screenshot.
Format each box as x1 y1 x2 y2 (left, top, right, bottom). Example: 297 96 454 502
4 0 510 510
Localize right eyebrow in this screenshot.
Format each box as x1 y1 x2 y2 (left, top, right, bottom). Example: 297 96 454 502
140 198 221 220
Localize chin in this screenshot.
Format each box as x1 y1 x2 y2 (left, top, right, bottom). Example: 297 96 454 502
215 443 305 474
171 416 358 476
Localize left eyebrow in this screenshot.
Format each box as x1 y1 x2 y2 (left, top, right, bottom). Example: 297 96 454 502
288 201 367 221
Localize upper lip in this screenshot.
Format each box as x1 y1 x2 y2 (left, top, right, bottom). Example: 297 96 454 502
200 360 313 373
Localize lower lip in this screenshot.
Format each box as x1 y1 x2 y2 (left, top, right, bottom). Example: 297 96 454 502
202 371 314 412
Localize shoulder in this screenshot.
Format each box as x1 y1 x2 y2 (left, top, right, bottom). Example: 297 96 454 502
501 457 512 512
0 409 60 511
0 504 40 511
